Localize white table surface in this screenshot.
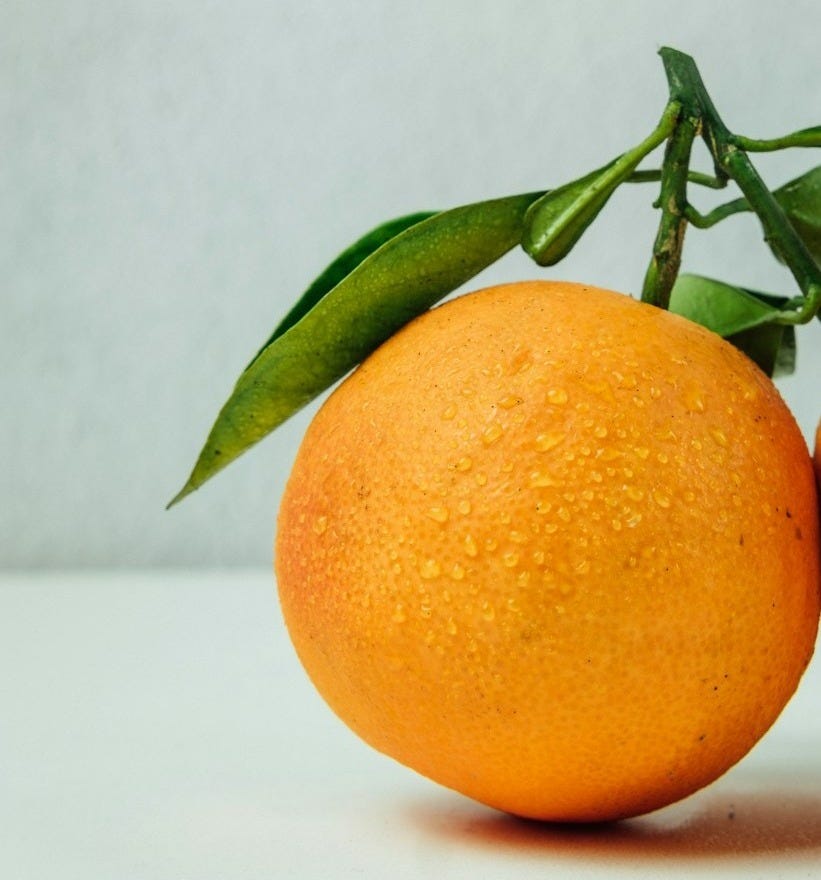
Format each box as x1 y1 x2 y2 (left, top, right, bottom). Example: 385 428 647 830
2 569 821 880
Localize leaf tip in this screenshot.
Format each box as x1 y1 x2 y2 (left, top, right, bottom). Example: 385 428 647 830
166 482 195 510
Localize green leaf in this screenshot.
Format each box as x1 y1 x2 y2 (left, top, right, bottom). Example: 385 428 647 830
773 165 821 264
169 191 543 506
246 211 436 369
669 273 796 376
726 322 796 378
521 160 621 265
522 103 679 267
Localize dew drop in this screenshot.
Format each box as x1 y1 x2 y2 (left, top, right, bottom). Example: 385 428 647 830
498 394 523 409
530 470 558 488
653 491 672 508
625 512 643 528
482 423 504 445
426 506 449 523
503 551 520 568
419 558 441 579
684 388 706 413
455 456 473 472
710 428 729 448
536 431 565 452
450 563 465 581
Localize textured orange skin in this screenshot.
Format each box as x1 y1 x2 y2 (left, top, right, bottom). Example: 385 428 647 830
276 281 820 823
815 420 821 492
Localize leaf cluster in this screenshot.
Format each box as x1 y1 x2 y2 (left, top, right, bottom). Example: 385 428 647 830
169 50 821 506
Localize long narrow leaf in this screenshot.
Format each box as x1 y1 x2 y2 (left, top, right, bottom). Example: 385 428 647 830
246 211 436 369
169 191 543 506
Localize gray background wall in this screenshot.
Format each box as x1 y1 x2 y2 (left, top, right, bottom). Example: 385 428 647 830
3 0 820 568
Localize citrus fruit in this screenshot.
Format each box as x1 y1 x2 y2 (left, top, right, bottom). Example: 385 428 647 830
815 418 821 490
275 280 820 823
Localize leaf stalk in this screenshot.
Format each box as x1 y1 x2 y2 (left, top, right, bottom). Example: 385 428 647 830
639 48 821 323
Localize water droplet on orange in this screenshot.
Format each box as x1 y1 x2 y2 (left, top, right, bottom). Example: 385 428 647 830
498 394 523 409
426 507 449 523
536 432 565 452
482 423 504 445
653 491 672 509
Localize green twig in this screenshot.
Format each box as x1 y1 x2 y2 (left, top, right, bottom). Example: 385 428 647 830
640 113 698 308
733 126 821 152
643 48 821 322
685 196 749 229
628 169 726 189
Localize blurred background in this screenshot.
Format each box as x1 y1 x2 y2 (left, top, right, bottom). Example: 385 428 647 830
3 0 820 569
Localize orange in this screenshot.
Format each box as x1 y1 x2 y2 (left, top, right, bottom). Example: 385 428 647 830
275 280 820 822
815 418 821 491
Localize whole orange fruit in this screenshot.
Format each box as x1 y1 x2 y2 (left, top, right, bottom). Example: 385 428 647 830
276 280 820 822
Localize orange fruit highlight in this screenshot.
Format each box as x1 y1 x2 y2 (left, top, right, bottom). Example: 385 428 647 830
276 280 820 822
